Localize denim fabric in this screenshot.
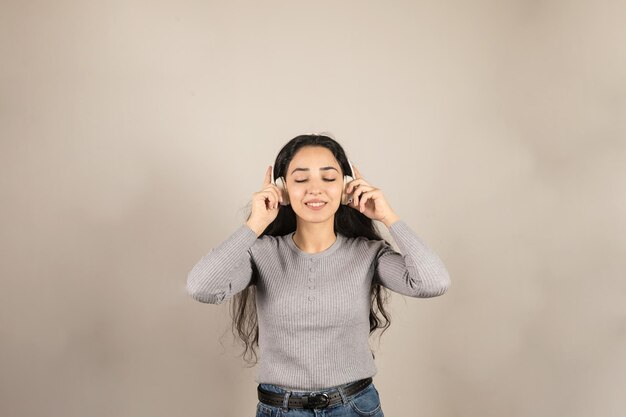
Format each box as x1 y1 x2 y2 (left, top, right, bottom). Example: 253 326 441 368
255 379 384 417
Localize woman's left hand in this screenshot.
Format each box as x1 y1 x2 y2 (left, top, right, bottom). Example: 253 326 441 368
346 164 399 225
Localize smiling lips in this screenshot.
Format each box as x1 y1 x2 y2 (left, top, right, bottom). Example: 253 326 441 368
305 201 327 210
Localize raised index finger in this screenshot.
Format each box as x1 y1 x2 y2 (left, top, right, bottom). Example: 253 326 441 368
352 164 362 179
264 165 272 187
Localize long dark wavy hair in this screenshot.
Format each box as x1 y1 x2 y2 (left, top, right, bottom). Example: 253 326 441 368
229 133 393 367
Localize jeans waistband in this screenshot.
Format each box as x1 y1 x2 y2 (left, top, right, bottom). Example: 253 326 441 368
257 377 374 410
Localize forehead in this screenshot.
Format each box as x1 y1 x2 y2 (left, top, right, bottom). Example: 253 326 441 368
288 147 340 173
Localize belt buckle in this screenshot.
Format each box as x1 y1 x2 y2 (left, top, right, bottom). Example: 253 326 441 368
306 392 330 409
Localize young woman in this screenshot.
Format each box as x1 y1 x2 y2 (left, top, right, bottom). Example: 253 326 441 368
187 133 451 416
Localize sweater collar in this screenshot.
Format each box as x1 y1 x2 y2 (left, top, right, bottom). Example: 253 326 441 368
285 231 344 259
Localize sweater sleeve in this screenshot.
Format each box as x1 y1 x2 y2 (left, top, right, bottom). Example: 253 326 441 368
186 223 260 304
374 219 451 298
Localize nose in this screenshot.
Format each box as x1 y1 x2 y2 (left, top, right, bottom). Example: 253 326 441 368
306 180 324 195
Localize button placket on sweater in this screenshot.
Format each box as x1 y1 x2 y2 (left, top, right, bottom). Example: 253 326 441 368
307 258 316 301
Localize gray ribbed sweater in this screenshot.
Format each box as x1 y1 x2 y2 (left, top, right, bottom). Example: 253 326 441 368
186 219 451 390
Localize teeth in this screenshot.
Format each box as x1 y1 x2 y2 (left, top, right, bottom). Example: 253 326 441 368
306 202 325 207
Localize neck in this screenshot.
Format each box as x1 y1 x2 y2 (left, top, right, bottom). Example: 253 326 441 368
292 219 337 254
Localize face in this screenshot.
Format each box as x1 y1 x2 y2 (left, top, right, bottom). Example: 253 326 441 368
285 146 344 224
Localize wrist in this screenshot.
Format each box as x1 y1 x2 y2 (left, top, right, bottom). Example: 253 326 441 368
381 212 400 228
245 220 264 237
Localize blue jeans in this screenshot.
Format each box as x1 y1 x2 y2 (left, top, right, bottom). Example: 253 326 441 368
256 379 385 417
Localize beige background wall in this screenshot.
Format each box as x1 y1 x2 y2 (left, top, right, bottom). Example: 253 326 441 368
1 1 624 416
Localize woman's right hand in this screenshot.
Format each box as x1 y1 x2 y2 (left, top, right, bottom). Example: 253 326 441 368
246 165 283 235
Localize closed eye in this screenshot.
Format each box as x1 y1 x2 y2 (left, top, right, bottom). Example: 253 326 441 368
295 179 336 183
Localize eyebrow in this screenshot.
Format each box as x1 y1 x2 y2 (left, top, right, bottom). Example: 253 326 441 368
290 166 339 175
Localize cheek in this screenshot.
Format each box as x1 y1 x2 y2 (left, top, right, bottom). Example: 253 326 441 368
288 187 304 197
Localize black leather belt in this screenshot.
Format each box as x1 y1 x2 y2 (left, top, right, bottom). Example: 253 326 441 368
257 377 372 409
